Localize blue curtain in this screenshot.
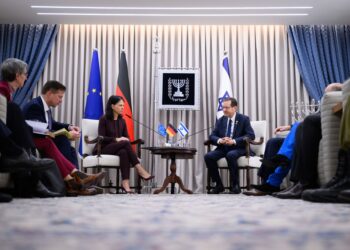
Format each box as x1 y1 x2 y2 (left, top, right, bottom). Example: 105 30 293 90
0 24 59 106
288 25 350 100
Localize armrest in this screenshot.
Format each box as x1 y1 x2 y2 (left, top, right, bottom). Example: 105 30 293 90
131 138 145 158
244 137 264 157
204 139 213 152
84 135 103 156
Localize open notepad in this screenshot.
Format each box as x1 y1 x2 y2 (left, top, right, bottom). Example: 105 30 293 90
25 120 49 135
25 120 72 139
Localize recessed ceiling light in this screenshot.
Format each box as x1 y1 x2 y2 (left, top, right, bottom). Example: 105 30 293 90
37 13 309 17
31 6 313 10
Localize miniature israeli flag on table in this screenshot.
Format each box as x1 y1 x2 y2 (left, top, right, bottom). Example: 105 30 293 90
178 122 189 137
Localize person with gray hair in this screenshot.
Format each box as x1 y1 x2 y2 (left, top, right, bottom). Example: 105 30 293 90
0 58 28 101
0 58 64 198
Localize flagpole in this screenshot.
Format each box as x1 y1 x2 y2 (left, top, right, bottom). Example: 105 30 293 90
151 36 161 179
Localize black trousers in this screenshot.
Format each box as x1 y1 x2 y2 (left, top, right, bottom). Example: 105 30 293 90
258 137 285 182
290 113 321 186
204 147 246 186
6 102 35 149
0 120 22 156
0 102 34 157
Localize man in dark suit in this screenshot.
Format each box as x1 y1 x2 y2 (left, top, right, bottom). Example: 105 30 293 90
23 80 80 168
205 97 255 194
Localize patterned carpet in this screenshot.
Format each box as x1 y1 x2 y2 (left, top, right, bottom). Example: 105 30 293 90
0 194 350 250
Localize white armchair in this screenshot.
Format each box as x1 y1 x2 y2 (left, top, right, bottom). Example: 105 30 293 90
81 118 144 193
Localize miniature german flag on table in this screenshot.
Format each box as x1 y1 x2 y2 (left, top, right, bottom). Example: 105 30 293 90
166 124 177 137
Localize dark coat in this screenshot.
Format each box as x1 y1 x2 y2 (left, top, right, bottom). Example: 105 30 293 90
209 113 255 150
23 96 69 132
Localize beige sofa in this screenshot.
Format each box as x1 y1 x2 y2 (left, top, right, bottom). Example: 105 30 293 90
318 79 350 186
0 94 11 188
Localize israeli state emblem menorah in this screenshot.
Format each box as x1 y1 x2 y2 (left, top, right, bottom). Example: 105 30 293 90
168 77 190 102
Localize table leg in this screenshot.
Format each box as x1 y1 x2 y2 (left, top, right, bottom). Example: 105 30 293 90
174 175 193 194
153 155 192 194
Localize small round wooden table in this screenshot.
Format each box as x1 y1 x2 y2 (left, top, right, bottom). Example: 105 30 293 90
143 146 197 194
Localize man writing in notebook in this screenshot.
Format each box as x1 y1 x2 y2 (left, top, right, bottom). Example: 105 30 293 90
23 80 80 168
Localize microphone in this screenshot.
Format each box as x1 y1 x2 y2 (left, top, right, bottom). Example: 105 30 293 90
124 114 163 137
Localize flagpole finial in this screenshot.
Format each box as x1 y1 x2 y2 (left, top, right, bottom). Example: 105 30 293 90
224 51 228 55
121 48 126 52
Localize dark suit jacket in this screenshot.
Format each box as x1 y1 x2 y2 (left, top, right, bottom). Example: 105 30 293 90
209 113 255 150
23 96 69 133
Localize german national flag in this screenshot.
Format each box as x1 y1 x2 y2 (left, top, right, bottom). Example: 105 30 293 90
166 124 177 137
116 51 134 143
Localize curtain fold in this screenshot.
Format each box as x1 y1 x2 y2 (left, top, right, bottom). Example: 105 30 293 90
34 24 308 193
288 25 350 100
0 24 59 106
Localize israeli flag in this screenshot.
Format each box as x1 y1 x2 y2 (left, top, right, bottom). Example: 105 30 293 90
178 122 189 137
216 53 233 119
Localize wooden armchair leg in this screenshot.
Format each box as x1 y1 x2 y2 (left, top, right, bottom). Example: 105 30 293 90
246 167 251 190
116 168 120 194
206 170 211 193
137 176 141 194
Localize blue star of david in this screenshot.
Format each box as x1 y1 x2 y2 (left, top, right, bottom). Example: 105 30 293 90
217 91 231 111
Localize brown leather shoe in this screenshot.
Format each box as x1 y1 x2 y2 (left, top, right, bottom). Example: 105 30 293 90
65 179 81 197
76 187 99 196
65 178 82 190
72 171 106 188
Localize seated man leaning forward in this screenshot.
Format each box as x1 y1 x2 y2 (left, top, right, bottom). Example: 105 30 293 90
205 97 255 194
23 80 80 168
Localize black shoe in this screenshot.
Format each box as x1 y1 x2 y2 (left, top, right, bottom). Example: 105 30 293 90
322 149 348 189
271 183 296 197
338 189 350 203
34 181 64 198
229 184 241 194
274 182 315 199
0 192 12 203
208 185 225 194
302 177 350 203
302 149 350 203
0 151 53 173
251 183 280 194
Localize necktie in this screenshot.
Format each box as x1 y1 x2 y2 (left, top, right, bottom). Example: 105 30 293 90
47 109 53 131
226 119 232 137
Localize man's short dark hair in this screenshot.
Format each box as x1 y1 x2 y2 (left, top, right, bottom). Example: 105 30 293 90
223 97 238 107
42 80 66 94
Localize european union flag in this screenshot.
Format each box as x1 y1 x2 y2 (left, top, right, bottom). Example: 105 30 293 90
158 124 167 137
79 49 104 156
85 49 103 119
